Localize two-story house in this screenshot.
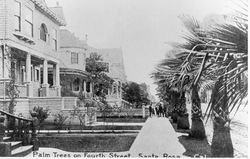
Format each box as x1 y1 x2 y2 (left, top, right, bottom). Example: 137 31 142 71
56 29 93 100
0 0 67 116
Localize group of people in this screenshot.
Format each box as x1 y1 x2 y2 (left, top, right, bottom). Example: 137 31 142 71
148 103 166 117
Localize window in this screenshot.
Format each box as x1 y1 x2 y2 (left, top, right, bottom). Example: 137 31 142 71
71 52 78 64
73 78 80 91
113 84 117 94
14 1 21 31
24 7 33 36
86 82 91 93
21 65 26 83
31 66 33 81
40 24 48 41
52 29 57 50
35 69 40 81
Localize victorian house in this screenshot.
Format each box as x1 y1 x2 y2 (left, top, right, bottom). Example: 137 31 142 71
0 0 69 117
56 29 93 100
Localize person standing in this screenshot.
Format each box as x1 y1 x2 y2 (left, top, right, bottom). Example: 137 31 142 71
159 103 163 117
155 105 159 117
149 104 153 117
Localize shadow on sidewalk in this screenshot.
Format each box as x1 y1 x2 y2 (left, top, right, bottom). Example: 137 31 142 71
178 135 211 157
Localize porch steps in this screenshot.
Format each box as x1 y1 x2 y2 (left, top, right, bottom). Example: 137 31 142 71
2 137 34 157
3 141 23 151
3 136 11 141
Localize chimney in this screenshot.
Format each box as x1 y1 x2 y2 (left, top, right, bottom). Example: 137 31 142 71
85 34 88 43
56 1 59 7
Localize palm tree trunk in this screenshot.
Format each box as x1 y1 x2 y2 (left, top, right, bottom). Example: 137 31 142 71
190 85 206 139
211 117 233 157
177 92 190 129
211 76 234 157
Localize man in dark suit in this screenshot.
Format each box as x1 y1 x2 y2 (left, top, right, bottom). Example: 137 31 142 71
149 104 153 117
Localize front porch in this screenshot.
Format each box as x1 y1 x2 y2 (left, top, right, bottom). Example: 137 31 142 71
0 47 61 98
60 71 93 99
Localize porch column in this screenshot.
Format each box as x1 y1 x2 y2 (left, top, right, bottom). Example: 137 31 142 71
55 63 61 96
90 82 93 93
41 59 49 97
119 83 122 98
52 65 56 86
83 80 86 93
26 53 33 97
116 83 119 98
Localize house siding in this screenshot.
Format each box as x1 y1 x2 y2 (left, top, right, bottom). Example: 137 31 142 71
2 0 61 60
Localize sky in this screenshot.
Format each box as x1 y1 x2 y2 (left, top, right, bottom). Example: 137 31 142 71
46 0 233 100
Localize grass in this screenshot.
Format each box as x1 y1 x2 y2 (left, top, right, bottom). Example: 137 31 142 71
38 133 137 152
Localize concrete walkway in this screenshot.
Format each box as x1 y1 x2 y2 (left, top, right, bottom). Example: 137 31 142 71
129 117 186 158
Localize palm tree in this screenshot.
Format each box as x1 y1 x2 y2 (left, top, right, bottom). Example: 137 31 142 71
177 1 247 156
204 6 248 157
152 50 190 129
153 2 247 156
153 16 209 138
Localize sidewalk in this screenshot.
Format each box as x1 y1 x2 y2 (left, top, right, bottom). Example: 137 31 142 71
94 122 145 126
129 117 186 157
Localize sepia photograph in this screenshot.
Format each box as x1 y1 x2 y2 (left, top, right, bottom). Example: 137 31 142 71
0 0 248 158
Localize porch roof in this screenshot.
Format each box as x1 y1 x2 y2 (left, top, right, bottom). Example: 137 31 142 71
5 40 60 64
60 68 90 77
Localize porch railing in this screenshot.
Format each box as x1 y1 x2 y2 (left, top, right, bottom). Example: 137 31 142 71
0 110 39 151
16 85 27 98
82 92 93 99
0 79 9 99
106 94 119 99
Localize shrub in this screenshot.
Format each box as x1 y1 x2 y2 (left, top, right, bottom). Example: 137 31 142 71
53 111 68 130
30 106 49 124
70 106 86 129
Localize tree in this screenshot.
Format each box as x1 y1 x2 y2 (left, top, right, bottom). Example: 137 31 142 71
158 1 247 156
86 52 114 123
178 6 247 156
86 52 113 102
153 1 248 155
152 53 190 129
139 83 151 105
123 82 150 107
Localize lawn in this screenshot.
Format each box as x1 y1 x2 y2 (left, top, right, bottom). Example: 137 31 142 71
38 133 137 152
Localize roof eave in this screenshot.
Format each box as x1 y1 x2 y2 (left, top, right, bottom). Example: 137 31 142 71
31 0 67 26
